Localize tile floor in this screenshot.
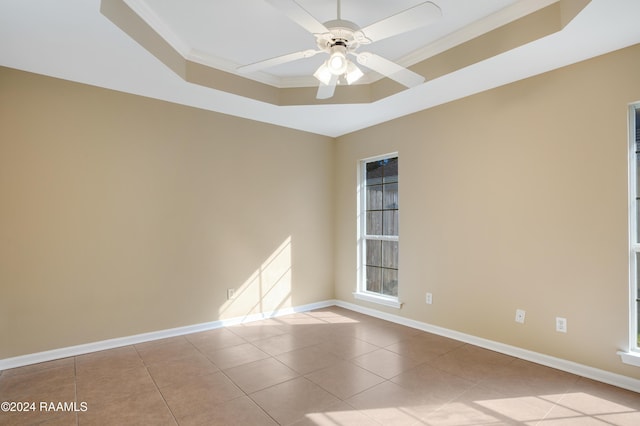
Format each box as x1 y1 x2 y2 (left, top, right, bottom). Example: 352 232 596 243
1 306 639 425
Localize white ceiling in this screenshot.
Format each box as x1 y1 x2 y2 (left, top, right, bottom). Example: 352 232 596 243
1 0 640 137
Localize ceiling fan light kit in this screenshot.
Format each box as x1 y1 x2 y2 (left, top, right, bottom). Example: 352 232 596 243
345 61 364 85
313 63 333 85
238 0 442 99
327 45 348 75
313 42 364 87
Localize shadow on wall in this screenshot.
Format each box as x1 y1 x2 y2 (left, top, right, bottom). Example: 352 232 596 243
218 236 293 320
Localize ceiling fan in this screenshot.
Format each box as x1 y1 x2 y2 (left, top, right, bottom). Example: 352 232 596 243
237 0 442 99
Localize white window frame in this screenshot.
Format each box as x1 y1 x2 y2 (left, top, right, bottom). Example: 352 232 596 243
354 153 402 309
621 102 640 367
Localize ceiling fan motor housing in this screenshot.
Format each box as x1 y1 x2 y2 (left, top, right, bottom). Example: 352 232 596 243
316 19 366 54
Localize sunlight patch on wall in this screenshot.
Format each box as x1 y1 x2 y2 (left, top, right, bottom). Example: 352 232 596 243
219 237 292 319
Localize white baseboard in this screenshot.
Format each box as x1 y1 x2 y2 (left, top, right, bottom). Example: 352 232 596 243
335 300 640 394
0 299 336 371
2 298 639 394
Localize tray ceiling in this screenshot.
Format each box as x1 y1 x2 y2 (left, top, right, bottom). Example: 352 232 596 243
1 0 640 136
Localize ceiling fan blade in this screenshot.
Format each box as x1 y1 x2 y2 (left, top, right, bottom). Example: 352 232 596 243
356 1 442 43
316 74 338 99
237 49 321 74
265 0 329 34
356 52 425 88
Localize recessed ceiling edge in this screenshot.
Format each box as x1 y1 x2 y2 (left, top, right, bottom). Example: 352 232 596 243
100 0 590 106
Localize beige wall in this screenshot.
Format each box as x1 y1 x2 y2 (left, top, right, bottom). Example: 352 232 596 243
2 43 640 380
334 43 640 379
0 67 334 358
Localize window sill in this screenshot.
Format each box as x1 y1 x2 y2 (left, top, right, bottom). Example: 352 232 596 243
618 351 640 367
353 292 402 309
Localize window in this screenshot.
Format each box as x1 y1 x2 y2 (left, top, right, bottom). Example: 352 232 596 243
356 154 400 308
623 103 640 366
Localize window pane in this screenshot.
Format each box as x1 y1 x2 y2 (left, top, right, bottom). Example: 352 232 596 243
383 157 398 183
367 211 382 235
382 269 398 296
366 266 382 293
362 156 399 299
366 239 382 267
383 210 398 236
383 183 398 209
367 162 384 185
367 185 383 210
382 240 398 269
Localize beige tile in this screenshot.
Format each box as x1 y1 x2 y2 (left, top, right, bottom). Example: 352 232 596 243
31 413 79 425
556 391 640 414
385 332 465 362
319 335 379 360
135 337 201 366
305 361 386 399
346 381 442 425
380 322 423 340
540 379 640 425
205 342 270 370
290 401 380 426
424 399 520 425
76 345 144 378
276 344 344 375
250 377 340 425
429 344 516 383
0 407 77 426
434 384 555 425
224 357 299 394
178 396 277 426
535 418 608 425
252 331 318 356
541 401 619 425
146 351 219 389
569 377 640 410
352 348 422 379
76 365 158 406
352 324 411 347
160 371 244 420
299 323 355 344
479 358 580 400
391 362 474 401
227 323 287 342
0 364 76 401
596 412 640 426
185 327 247 351
78 389 176 425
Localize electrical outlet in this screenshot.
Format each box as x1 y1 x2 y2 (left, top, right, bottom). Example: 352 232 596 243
426 292 433 304
515 309 526 324
227 288 235 300
556 317 567 333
